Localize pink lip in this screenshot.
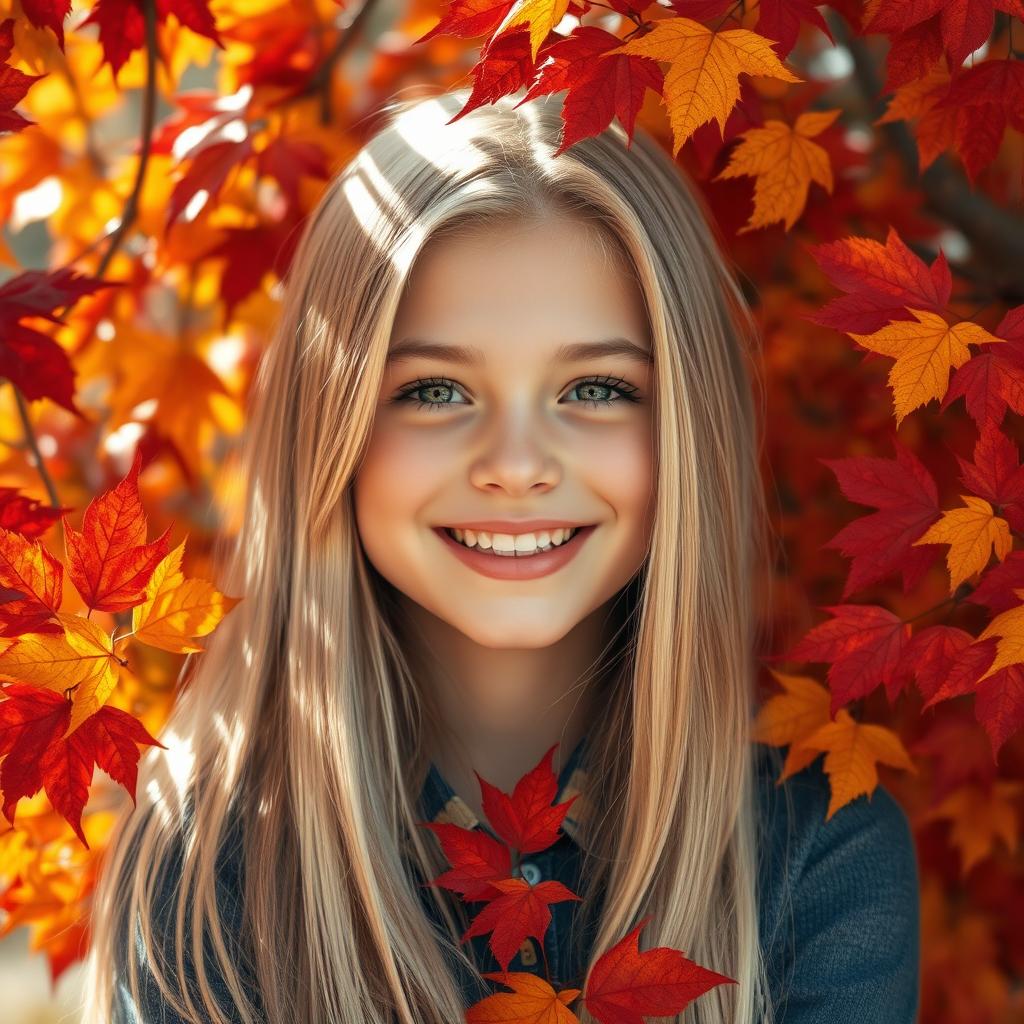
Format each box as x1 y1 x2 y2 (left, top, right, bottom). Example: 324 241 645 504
439 519 591 532
433 525 597 580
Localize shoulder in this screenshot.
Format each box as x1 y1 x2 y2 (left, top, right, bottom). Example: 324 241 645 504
753 743 920 1023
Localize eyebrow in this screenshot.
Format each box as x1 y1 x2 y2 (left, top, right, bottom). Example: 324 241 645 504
385 337 653 366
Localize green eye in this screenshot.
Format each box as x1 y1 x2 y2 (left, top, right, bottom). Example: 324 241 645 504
392 375 642 411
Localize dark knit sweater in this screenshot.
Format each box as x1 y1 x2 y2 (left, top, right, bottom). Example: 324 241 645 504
113 737 920 1022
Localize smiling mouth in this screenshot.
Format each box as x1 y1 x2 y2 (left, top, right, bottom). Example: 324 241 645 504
441 525 591 557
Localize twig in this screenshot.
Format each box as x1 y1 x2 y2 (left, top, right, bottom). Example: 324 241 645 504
6 0 160 514
92 0 159 282
11 385 60 508
298 0 379 125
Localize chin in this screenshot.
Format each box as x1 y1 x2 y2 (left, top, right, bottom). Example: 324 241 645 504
452 617 580 650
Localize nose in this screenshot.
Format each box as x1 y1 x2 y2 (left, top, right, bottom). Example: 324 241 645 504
467 412 562 496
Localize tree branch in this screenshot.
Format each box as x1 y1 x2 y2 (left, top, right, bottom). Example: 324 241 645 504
302 0 379 125
11 385 60 509
10 0 160 513
832 17 1024 305
93 0 159 282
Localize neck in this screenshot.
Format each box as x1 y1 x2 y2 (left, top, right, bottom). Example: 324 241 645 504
398 594 627 807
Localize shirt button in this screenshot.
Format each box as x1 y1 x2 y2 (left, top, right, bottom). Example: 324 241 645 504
520 861 542 885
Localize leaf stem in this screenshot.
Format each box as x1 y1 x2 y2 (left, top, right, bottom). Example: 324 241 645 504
714 0 747 32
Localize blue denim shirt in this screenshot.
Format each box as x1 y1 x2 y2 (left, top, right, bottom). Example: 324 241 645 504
115 737 921 1022
416 736 921 1019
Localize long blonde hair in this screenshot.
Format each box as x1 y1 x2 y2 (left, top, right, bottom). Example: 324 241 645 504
81 86 780 1024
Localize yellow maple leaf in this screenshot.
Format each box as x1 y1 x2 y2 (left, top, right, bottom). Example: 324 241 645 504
493 0 572 62
752 670 833 780
795 708 916 819
715 109 841 231
0 612 122 735
920 780 1022 876
608 19 801 155
973 588 1024 682
848 309 1004 425
912 495 1012 595
131 538 243 654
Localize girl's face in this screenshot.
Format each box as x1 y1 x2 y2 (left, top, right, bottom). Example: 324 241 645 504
353 216 655 649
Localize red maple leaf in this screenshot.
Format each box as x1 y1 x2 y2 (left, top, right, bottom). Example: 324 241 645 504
477 743 581 853
447 27 546 122
819 437 944 597
464 875 581 971
0 525 65 638
806 227 952 334
0 267 121 418
200 218 304 323
167 135 255 227
755 0 833 58
517 26 664 156
81 0 224 81
577 916 736 1023
255 136 332 210
933 58 1024 171
867 0 1024 69
882 16 945 92
942 305 1024 427
780 603 914 712
418 821 513 900
0 18 46 134
21 0 73 51
953 420 1024 535
415 0 518 44
0 489 71 541
63 448 173 613
0 682 164 846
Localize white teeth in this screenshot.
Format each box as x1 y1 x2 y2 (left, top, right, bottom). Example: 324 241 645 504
445 526 581 556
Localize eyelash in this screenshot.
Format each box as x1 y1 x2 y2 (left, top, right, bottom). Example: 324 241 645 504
391 375 643 412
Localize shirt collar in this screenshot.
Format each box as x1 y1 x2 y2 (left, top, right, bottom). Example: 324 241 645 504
419 732 592 845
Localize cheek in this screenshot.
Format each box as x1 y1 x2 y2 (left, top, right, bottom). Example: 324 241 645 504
583 424 654 520
354 424 451 515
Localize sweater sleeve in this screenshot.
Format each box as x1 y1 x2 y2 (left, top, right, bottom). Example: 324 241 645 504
770 765 921 1024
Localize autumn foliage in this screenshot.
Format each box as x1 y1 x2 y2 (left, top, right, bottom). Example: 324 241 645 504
0 0 1023 1020
421 745 736 1021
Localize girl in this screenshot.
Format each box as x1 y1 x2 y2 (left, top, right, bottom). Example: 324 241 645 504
81 87 920 1024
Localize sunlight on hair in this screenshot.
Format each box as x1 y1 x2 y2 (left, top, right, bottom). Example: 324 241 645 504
156 725 196 804
392 95 489 174
342 166 426 277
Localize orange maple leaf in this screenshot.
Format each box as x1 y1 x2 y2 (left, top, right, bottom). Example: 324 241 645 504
847 309 1004 426
752 669 833 780
608 19 801 155
467 970 581 1023
715 109 841 232
919 779 1022 877
973 588 1024 684
493 0 572 62
0 611 122 735
911 495 1012 595
794 708 916 819
131 537 242 654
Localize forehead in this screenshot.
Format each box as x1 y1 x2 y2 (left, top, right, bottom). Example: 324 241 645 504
388 217 651 364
